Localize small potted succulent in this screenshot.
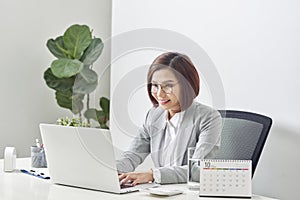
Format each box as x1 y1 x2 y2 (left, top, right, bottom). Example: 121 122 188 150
43 24 109 129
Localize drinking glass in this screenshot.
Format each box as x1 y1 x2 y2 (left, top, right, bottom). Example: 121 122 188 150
187 147 201 190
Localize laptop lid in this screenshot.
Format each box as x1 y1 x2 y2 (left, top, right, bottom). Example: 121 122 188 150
39 123 127 193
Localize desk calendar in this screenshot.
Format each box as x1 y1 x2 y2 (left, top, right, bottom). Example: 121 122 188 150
199 159 252 198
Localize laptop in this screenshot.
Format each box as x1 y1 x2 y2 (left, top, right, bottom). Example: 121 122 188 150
39 123 156 194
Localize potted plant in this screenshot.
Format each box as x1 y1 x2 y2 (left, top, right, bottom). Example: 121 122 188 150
43 24 109 129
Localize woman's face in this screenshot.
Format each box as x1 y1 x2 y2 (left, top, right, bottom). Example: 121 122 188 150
151 69 181 117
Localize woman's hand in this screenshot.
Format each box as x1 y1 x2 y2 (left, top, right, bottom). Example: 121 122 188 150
118 170 154 186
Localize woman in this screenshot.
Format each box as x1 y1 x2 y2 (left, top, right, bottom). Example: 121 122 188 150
117 52 221 185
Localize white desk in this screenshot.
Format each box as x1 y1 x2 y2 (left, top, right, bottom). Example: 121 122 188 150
0 158 278 200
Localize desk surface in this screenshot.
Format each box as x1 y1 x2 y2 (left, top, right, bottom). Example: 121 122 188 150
0 158 278 200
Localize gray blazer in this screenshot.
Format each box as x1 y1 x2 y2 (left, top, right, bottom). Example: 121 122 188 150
116 101 222 184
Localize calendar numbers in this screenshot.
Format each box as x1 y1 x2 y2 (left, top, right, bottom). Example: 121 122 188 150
204 161 211 168
200 159 252 198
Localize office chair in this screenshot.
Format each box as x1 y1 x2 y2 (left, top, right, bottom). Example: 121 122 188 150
216 110 272 177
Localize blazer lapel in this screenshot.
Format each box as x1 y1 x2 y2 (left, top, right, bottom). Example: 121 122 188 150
174 103 197 165
149 112 167 166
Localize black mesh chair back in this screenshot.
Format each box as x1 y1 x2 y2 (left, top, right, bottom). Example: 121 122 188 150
216 110 272 177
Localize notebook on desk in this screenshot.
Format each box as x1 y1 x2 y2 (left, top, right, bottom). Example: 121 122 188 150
39 124 156 194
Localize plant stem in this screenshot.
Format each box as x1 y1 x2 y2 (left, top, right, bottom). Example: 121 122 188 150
87 94 90 123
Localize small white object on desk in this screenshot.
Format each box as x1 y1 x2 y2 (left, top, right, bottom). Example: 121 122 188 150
3 147 16 172
144 187 184 196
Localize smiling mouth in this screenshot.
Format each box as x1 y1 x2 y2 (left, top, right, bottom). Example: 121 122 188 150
158 100 170 105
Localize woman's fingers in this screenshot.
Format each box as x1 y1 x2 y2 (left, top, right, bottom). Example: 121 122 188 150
118 173 125 181
119 173 134 185
118 171 153 185
121 174 134 185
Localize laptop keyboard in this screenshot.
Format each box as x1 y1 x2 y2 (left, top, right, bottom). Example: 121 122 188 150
120 183 134 189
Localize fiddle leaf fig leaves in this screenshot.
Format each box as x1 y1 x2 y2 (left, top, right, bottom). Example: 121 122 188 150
44 68 75 91
55 90 84 114
44 24 109 124
84 97 110 128
46 36 68 59
100 97 110 115
84 108 100 122
73 68 98 94
79 68 98 83
84 108 109 129
81 38 104 66
63 24 92 59
50 58 83 78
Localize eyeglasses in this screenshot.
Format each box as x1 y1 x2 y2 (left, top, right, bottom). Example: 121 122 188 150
150 82 179 94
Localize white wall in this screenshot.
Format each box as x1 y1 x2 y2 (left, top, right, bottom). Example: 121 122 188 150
0 0 111 158
111 0 300 199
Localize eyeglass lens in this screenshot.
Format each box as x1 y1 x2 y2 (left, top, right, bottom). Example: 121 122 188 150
151 84 174 94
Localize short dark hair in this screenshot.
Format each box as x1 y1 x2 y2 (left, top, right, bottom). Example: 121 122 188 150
147 52 200 110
